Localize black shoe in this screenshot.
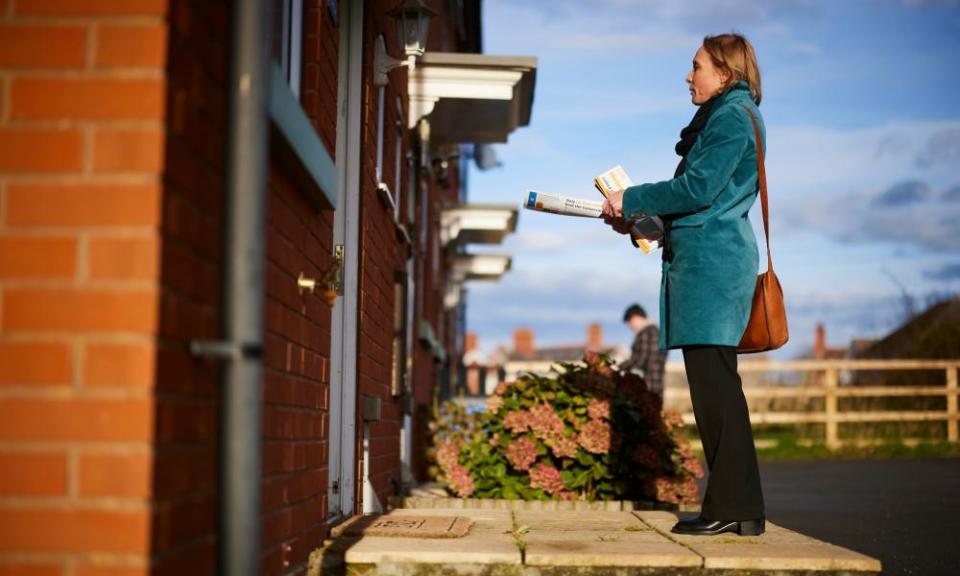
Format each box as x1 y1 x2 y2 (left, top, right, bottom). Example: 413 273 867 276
670 515 765 536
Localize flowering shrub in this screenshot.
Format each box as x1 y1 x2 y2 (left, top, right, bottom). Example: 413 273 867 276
429 353 703 504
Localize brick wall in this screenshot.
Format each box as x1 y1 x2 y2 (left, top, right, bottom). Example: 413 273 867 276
259 1 338 574
349 0 408 512
153 0 227 573
0 1 168 574
1 0 472 572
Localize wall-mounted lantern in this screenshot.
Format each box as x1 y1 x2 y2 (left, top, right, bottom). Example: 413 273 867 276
374 0 438 86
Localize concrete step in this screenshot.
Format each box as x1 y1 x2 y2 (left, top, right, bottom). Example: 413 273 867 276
309 507 881 575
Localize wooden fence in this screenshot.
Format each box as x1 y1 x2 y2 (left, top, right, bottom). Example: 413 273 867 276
664 359 959 449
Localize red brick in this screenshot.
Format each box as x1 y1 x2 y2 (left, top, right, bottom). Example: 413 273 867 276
0 507 150 554
6 183 160 227
0 398 153 442
14 0 167 16
153 448 215 498
0 236 76 279
10 77 164 120
0 451 68 496
152 495 215 553
96 25 167 68
83 342 154 389
0 25 86 68
78 451 151 498
154 397 215 443
93 128 165 173
74 565 148 576
2 289 158 333
0 564 63 576
0 341 73 387
89 236 159 279
0 129 83 173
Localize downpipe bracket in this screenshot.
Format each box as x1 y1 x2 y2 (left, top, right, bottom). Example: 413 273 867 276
190 340 263 360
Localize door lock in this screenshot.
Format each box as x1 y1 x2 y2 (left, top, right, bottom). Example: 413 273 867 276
296 245 345 306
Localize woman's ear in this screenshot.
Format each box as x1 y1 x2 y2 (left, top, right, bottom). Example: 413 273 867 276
719 68 732 87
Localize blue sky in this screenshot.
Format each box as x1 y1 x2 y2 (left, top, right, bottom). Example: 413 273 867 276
464 0 960 360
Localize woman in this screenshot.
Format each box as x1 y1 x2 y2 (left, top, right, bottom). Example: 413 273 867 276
602 33 766 537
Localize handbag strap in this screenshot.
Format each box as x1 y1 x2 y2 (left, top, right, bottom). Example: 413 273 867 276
739 103 773 273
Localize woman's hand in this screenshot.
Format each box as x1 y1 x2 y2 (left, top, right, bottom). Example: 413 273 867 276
603 214 634 235
601 190 631 234
601 190 624 219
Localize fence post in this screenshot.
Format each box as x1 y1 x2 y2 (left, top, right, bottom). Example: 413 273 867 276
947 365 958 443
825 368 840 449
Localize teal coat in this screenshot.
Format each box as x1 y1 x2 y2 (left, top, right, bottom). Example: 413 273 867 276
622 83 763 350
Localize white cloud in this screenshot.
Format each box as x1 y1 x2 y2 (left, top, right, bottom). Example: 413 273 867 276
760 119 960 251
566 32 699 52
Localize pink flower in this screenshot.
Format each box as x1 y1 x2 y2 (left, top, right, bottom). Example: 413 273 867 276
485 394 504 413
447 464 475 498
662 410 685 431
436 440 461 472
529 462 565 495
490 433 500 447
549 435 579 459
683 455 704 478
653 475 700 505
503 410 531 433
528 403 565 441
587 398 611 420
577 418 612 454
654 476 680 504
558 490 578 501
505 437 538 471
494 381 509 396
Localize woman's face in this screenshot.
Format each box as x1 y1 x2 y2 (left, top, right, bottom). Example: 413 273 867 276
686 46 729 105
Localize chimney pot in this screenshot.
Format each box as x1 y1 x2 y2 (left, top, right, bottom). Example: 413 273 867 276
465 332 478 354
814 323 826 358
586 323 603 351
513 328 535 358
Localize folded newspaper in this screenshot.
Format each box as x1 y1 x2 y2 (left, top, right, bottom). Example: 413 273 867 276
523 165 664 254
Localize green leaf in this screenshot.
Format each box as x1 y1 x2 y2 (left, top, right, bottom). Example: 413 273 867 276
576 451 595 466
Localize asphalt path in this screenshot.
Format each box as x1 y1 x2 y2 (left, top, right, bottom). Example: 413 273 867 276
703 458 960 576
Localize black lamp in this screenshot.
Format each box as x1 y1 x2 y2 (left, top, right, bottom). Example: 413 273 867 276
374 0 438 86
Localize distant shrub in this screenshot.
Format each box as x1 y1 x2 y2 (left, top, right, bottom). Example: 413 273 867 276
429 353 702 504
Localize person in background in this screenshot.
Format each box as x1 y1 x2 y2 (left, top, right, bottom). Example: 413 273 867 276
620 304 667 398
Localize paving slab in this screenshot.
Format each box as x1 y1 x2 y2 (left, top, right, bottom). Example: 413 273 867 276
513 510 652 532
633 510 882 572
515 510 701 568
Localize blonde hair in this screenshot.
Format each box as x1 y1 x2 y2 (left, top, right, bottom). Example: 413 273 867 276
702 33 762 105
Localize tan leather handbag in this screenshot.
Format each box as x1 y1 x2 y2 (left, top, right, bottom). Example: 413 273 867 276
738 105 789 354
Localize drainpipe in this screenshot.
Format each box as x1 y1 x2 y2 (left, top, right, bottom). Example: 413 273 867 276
221 0 271 572
192 1 271 575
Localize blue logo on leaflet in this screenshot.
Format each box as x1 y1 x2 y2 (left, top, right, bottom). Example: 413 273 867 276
527 191 537 207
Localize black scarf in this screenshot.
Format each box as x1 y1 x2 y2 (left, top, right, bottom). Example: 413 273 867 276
673 96 719 178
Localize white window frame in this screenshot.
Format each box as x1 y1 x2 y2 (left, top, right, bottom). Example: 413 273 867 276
276 0 304 95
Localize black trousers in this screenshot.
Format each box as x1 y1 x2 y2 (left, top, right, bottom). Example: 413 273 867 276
682 345 765 520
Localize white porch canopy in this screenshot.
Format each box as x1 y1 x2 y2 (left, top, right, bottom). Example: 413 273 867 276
440 204 518 246
408 53 537 143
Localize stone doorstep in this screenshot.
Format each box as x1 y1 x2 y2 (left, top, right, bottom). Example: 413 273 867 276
309 508 882 575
